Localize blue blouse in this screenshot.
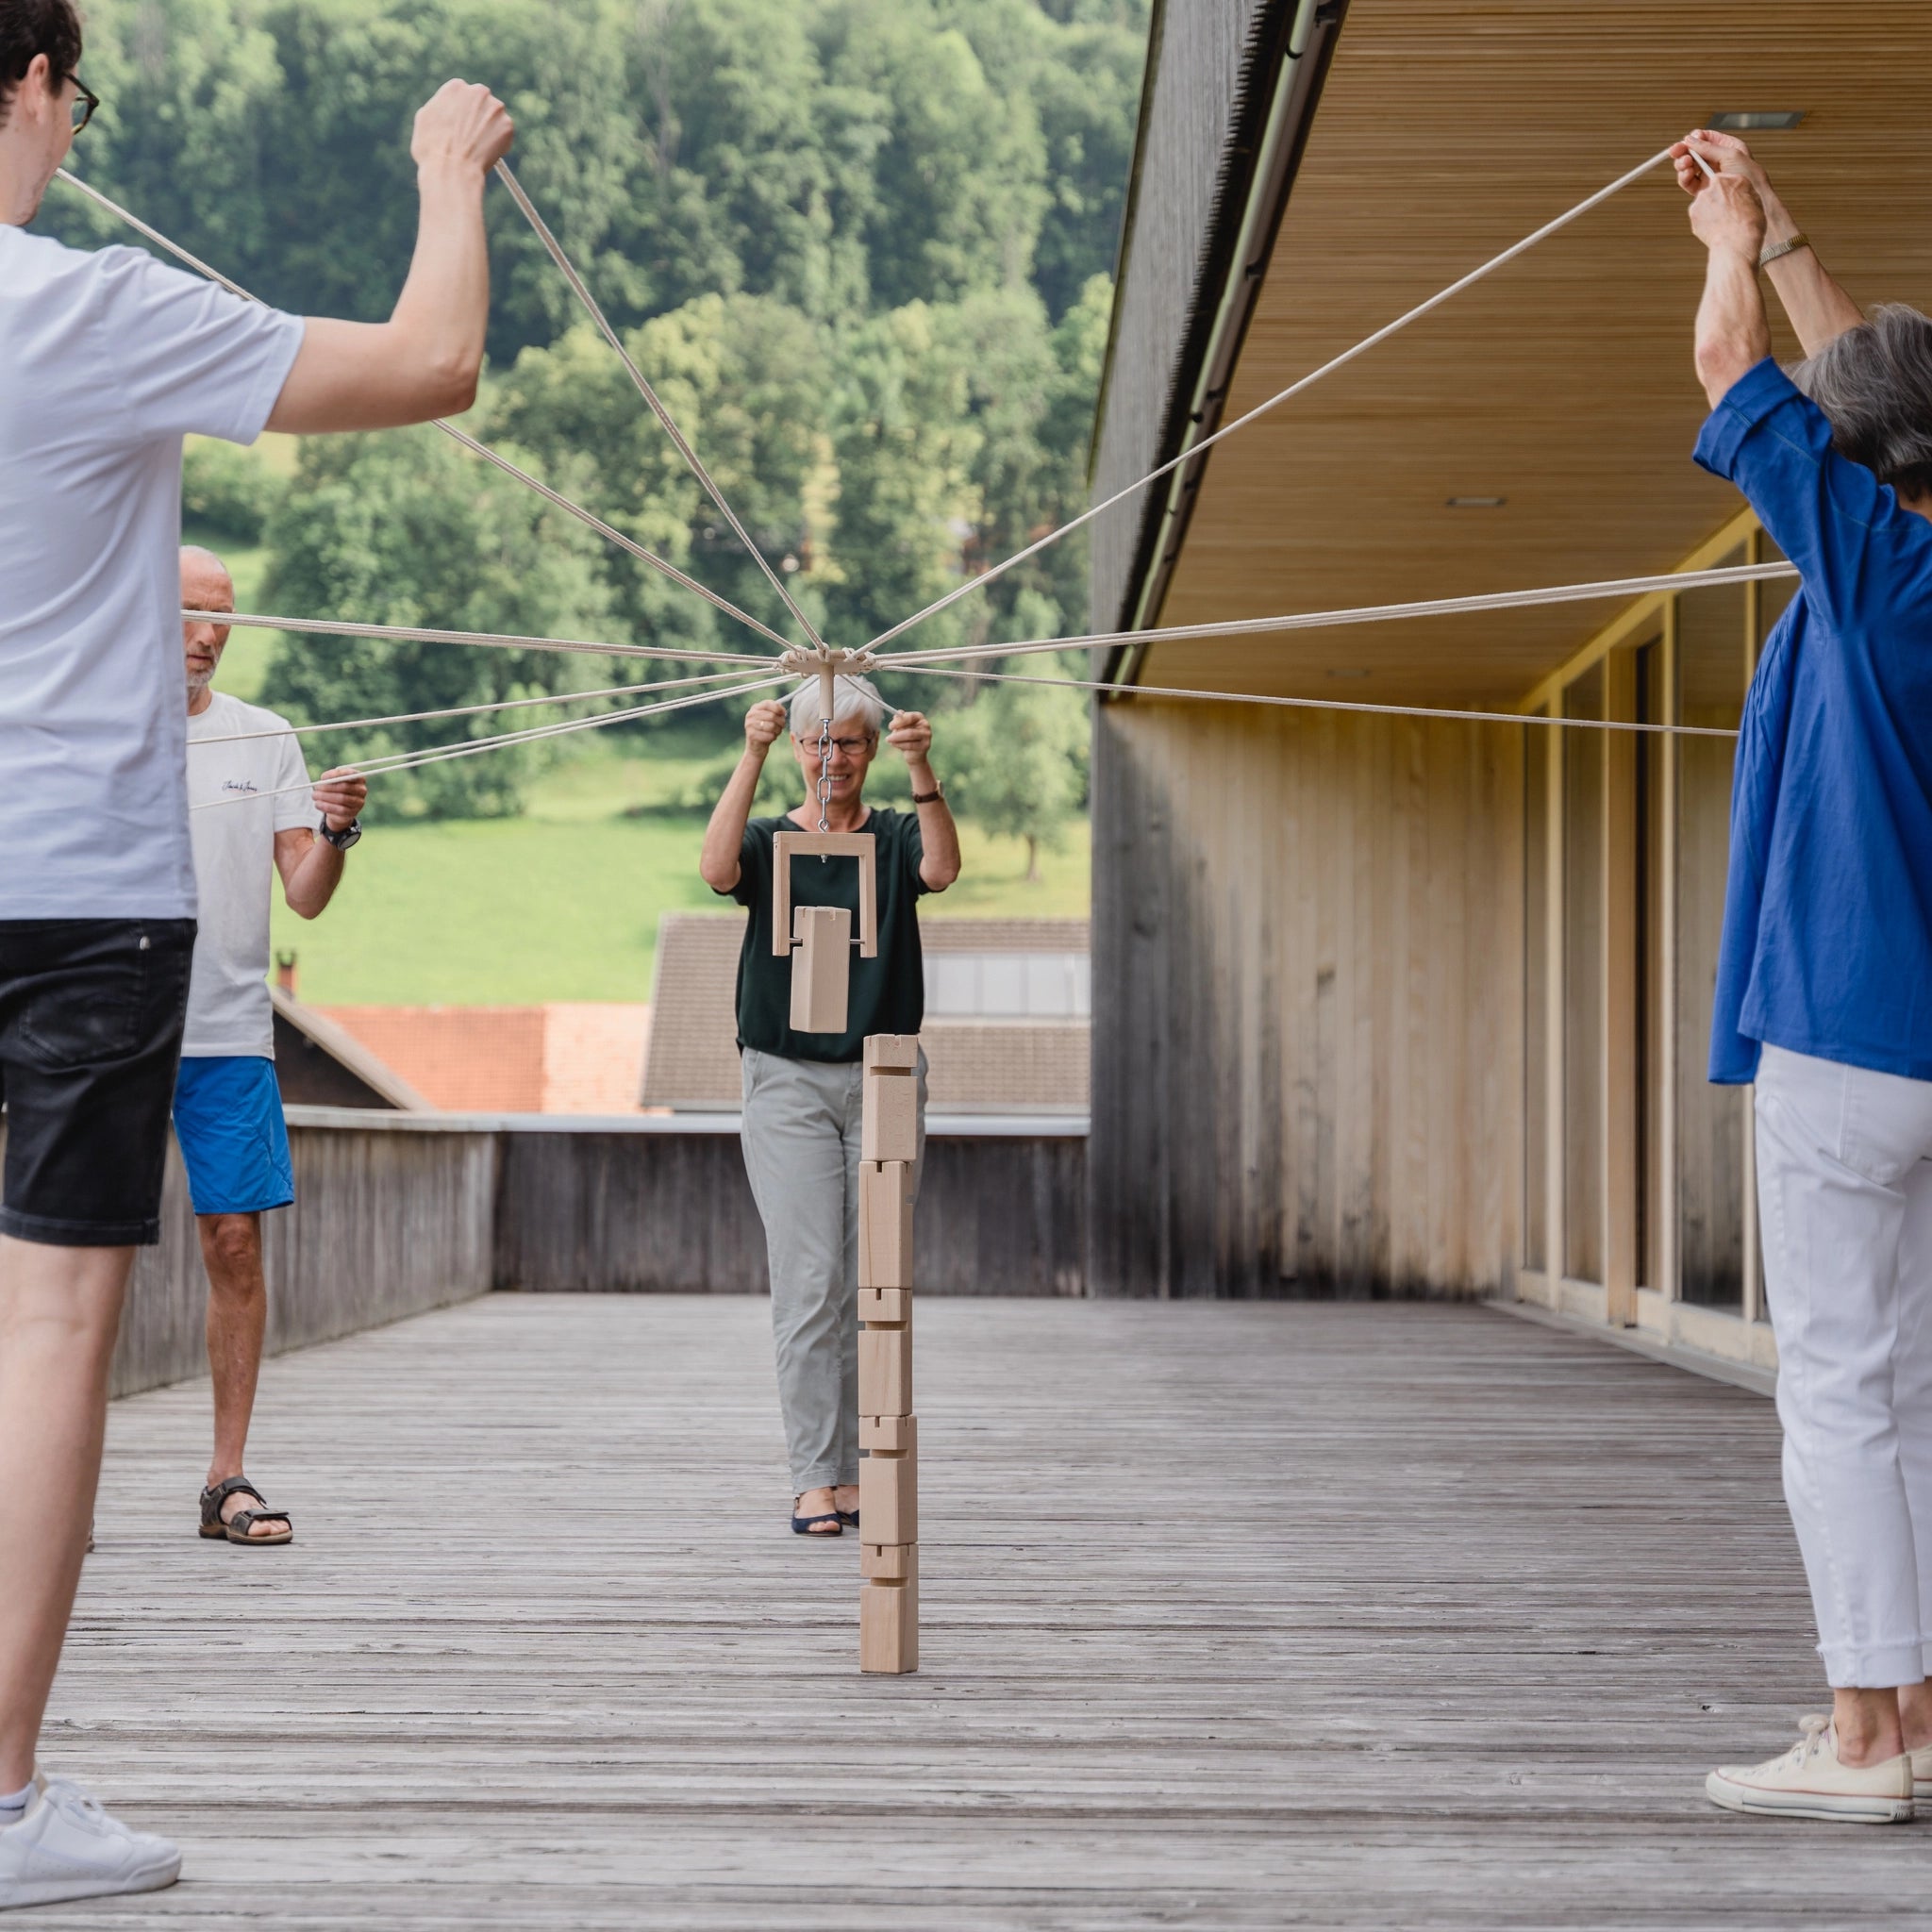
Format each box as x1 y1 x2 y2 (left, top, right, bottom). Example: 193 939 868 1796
1692 358 1932 1084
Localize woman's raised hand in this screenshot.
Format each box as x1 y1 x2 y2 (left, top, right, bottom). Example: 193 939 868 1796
743 698 790 755
1672 129 1771 202
1689 172 1768 263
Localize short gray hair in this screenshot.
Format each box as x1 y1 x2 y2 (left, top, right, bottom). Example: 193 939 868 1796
1790 305 1932 501
788 673 885 740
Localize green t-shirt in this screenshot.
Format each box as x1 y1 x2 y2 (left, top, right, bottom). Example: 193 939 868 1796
723 808 930 1063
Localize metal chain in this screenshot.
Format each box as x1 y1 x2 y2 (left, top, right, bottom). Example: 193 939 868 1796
816 715 834 834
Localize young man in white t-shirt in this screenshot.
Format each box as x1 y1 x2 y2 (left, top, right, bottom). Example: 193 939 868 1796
0 3 514 1905
177 546 367 1552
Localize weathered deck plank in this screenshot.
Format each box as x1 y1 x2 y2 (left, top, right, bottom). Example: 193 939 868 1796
44 1298 1924 1927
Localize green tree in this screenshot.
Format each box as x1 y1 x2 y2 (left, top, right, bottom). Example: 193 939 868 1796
258 425 623 819
941 670 1089 879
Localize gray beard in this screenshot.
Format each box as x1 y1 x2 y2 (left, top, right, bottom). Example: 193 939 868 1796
186 668 216 695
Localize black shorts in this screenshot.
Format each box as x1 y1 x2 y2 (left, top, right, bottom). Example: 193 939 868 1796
0 919 195 1247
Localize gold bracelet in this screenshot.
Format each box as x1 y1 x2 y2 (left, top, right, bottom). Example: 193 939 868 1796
1758 232 1810 270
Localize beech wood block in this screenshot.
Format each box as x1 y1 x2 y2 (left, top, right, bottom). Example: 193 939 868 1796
859 1579 918 1674
862 1035 921 1073
861 1071 919 1164
788 905 851 1035
858 1288 910 1325
860 1541 917 1582
858 1324 912 1415
858 1449 917 1545
859 1413 916 1454
858 1161 915 1289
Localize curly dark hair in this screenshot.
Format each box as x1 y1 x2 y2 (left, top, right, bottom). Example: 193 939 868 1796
0 0 83 127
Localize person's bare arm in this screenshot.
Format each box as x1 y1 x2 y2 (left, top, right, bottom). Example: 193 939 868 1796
1673 131 1862 358
700 701 789 892
889 711 960 891
1690 176 1773 409
266 81 514 434
275 770 367 919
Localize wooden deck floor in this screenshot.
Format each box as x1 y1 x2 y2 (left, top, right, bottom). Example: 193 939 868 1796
46 1295 1927 1927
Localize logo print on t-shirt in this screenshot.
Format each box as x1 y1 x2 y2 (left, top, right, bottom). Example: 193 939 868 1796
221 778 259 795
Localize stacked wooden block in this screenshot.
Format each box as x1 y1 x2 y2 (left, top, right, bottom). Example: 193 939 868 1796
858 1034 919 1674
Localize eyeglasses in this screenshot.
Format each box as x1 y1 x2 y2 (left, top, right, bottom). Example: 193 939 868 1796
67 75 99 134
799 735 876 757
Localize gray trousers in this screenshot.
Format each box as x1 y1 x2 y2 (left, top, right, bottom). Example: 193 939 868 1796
740 1046 927 1492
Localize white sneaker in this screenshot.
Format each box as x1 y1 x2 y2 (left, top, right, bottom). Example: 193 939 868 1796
0 1773 180 1909
1706 1716 1914 1824
1912 1742 1932 1801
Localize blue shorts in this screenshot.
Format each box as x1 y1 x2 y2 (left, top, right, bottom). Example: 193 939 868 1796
172 1056 294 1217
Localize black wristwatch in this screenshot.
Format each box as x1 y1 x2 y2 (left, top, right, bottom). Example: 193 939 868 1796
318 816 362 852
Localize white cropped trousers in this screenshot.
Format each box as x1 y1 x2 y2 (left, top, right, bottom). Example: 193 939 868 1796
1755 1042 1932 1688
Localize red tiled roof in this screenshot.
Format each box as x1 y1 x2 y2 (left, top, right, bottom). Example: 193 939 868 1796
318 1005 650 1115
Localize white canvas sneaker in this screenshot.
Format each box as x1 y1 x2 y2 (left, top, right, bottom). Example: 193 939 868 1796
0 1773 180 1909
1912 1743 1932 1801
1706 1716 1914 1824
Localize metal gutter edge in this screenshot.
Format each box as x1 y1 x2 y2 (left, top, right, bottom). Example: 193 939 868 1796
1085 0 1168 490
1105 0 1350 693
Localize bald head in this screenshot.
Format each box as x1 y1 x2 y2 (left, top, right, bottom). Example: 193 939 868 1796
181 544 235 708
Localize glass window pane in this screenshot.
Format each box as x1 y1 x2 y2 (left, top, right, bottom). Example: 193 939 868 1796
1676 555 1749 1308
1564 661 1604 1284
1524 719 1549 1272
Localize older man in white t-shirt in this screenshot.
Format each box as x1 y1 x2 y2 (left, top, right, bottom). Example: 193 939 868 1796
0 2 514 1903
176 545 366 1553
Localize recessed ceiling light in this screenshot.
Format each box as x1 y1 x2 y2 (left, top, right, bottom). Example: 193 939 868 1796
1325 667 1372 679
1708 110 1807 131
1446 495 1507 508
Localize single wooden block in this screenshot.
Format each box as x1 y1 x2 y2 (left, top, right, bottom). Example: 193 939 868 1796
859 1579 918 1674
859 1448 916 1546
858 1288 910 1326
860 1418 917 1460
860 1541 917 1582
862 1035 921 1073
858 1324 912 1416
789 905 851 1035
858 1160 915 1289
861 1070 919 1164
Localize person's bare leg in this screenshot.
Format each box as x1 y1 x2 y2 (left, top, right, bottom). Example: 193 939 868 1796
0 1236 132 1790
199 1213 281 1539
1894 1681 1932 1752
1832 1686 1908 1766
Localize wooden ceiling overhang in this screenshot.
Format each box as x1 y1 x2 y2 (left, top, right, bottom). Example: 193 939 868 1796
1126 1 1932 709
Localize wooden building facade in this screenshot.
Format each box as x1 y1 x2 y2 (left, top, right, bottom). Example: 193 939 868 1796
1085 0 1932 1374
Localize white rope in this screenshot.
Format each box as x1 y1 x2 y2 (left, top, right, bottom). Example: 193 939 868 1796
192 669 788 810
891 660 1740 739
187 663 757 746
877 560 1800 667
53 169 790 654
188 608 773 667
493 161 827 652
863 144 1680 655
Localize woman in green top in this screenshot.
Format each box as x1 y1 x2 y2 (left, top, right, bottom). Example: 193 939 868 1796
700 677 960 1536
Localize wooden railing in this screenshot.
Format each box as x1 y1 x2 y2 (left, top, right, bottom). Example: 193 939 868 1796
106 1109 1087 1397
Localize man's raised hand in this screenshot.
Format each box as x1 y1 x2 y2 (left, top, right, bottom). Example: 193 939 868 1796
313 768 368 835
411 79 515 176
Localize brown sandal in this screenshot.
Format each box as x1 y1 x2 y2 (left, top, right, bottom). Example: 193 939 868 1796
199 1476 292 1547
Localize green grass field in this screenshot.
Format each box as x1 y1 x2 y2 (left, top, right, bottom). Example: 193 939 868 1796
266 730 1091 1006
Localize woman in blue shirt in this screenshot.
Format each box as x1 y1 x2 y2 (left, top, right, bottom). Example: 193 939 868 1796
1680 133 1932 1825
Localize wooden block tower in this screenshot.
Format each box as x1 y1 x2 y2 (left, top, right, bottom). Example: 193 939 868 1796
858 1033 920 1673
